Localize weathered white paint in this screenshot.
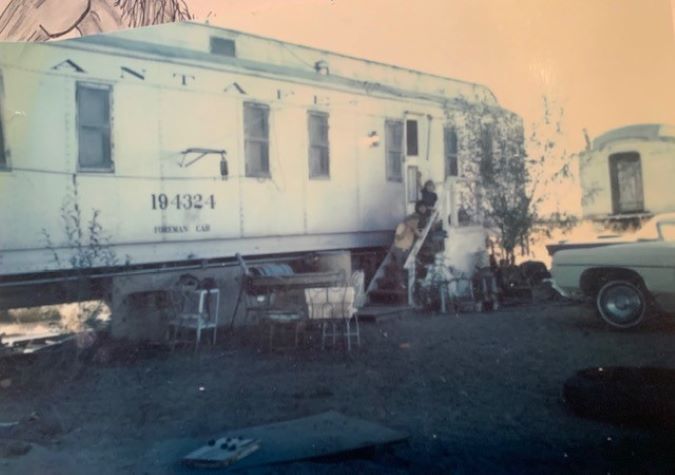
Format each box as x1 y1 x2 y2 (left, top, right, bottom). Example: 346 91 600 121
0 22 514 277
580 125 675 220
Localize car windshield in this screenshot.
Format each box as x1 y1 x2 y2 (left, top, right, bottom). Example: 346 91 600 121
633 217 661 240
633 215 675 241
658 222 675 242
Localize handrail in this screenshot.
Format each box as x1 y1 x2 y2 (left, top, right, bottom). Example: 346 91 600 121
365 243 396 296
365 209 440 306
404 209 440 270
404 209 440 306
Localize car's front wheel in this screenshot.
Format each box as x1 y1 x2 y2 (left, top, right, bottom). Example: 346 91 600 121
596 280 648 329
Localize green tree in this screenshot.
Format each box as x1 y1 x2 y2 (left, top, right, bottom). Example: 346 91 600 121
452 95 575 262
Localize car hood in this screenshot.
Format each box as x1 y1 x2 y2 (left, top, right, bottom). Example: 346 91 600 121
554 241 675 267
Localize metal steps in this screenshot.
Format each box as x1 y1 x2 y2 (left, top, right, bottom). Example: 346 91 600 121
366 210 441 307
367 288 407 304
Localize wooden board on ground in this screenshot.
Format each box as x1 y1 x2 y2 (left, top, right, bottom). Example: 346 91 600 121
182 411 407 470
357 305 412 322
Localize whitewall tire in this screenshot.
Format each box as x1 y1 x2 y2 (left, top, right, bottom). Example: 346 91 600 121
596 280 648 329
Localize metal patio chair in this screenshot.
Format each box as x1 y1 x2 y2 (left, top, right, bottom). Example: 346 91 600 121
168 282 220 352
304 287 360 351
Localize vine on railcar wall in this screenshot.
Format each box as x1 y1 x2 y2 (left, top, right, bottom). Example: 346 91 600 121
454 95 577 263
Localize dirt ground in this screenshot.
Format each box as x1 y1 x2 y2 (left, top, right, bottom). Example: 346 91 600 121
2 301 675 474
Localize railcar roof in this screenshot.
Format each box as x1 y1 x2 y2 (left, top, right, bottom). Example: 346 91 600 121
44 21 499 107
591 123 675 150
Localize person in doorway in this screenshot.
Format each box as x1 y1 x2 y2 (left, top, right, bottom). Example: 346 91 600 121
421 180 438 210
390 213 422 288
416 180 437 230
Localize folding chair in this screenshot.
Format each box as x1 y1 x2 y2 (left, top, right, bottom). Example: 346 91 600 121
447 273 477 314
304 287 360 351
168 287 220 352
264 310 305 351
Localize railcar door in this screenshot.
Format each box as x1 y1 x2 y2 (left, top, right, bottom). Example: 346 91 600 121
609 152 644 214
402 114 422 215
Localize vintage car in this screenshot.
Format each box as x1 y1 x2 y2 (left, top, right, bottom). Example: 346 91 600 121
550 213 675 328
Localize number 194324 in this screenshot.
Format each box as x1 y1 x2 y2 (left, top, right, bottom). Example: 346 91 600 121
151 193 215 210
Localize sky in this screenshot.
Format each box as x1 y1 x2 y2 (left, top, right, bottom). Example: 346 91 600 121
183 0 675 152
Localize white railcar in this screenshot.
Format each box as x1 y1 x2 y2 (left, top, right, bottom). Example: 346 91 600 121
0 22 519 324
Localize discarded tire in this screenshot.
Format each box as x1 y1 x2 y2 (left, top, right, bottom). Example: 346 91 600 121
563 367 675 430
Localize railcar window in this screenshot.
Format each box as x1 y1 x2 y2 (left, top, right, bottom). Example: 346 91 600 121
308 111 329 178
244 102 270 177
76 83 112 171
385 120 403 182
479 124 494 177
0 73 6 168
609 152 644 214
406 120 418 156
0 114 4 168
407 165 419 202
210 37 236 57
444 126 459 178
